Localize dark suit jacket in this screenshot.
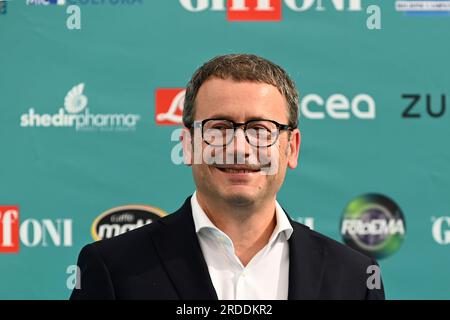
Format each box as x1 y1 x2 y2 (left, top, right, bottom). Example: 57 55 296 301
70 196 385 300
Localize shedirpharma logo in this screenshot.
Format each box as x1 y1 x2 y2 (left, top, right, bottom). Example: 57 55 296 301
340 194 406 259
20 83 141 131
180 0 366 21
91 205 167 240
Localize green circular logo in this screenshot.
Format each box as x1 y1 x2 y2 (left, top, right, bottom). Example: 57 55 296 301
340 193 406 259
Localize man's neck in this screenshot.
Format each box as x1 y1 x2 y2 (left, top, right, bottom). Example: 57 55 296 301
196 191 277 267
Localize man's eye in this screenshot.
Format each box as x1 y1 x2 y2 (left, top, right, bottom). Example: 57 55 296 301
212 125 228 130
249 125 270 131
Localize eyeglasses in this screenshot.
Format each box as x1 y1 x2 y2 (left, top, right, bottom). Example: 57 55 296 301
190 118 295 147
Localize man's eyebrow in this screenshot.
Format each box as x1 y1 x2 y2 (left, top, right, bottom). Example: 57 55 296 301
206 115 270 121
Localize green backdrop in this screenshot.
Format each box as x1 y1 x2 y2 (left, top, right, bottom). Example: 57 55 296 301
0 0 449 299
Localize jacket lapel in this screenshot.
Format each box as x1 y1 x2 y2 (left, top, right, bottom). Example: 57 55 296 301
287 215 326 300
150 196 218 300
151 197 325 300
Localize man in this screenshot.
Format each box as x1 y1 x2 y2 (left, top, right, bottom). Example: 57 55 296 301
70 54 385 300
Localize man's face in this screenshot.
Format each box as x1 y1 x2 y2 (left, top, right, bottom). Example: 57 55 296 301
182 77 301 207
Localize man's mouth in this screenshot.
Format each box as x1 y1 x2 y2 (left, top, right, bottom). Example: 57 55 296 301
213 165 261 174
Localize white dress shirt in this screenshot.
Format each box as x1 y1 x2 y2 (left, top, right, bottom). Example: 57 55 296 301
191 191 293 300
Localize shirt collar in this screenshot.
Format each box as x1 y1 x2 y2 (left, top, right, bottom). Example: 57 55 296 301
191 191 293 242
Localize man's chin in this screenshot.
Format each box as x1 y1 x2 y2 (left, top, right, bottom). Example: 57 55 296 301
220 190 256 207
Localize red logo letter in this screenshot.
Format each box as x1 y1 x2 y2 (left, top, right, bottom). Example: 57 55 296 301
155 88 185 125
0 206 20 253
227 0 282 21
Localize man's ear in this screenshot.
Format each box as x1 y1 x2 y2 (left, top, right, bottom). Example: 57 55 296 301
181 127 193 166
287 128 301 170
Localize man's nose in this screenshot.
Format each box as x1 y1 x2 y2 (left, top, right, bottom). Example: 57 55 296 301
228 128 250 158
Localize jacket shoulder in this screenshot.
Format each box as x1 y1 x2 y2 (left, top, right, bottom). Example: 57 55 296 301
291 221 379 271
290 221 384 299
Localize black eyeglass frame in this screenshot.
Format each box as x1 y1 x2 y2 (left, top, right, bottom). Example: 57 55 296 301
189 118 296 147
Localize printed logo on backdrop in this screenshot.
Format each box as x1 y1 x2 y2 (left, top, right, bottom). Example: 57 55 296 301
396 0 450 16
432 216 450 245
66 0 143 5
300 93 376 119
20 83 141 131
180 0 379 25
226 0 282 21
401 94 447 119
26 0 65 5
154 88 376 125
340 194 406 259
27 0 143 5
155 88 185 125
91 205 167 241
0 206 73 253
